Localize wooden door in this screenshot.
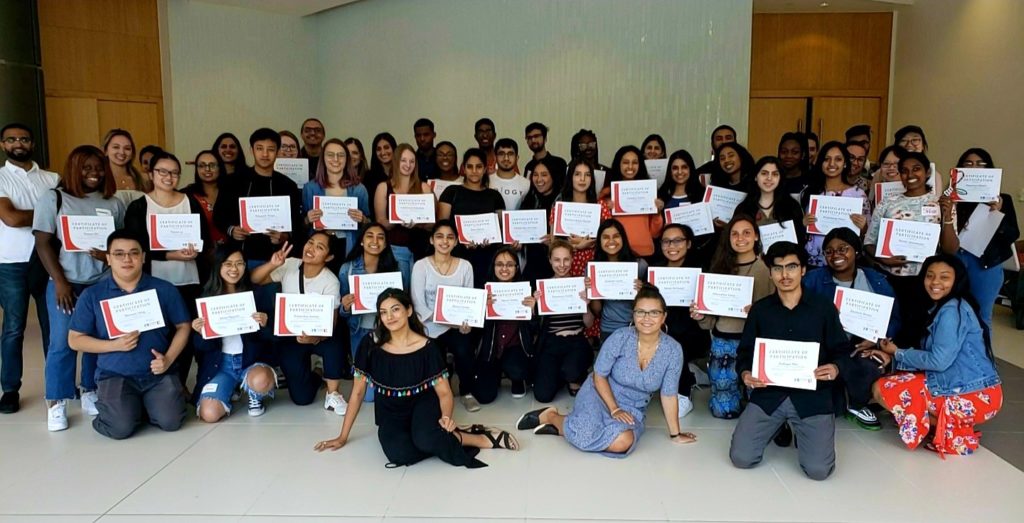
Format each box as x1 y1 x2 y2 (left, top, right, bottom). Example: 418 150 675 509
44 97 99 170
98 100 163 151
748 97 808 159
812 97 884 155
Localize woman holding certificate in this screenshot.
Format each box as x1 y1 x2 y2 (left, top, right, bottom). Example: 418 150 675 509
411 221 482 412
551 160 612 279
517 284 695 455
800 142 869 267
658 150 705 210
192 244 275 421
692 215 775 419
374 143 432 277
870 254 1002 456
182 150 228 245
302 138 371 258
438 148 505 289
866 145 904 211
363 132 395 219
125 151 212 394
598 146 663 257
736 156 807 247
33 145 126 431
518 157 560 282
315 289 519 467
588 220 648 344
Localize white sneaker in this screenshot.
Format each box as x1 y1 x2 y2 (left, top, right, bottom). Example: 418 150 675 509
80 390 99 416
324 391 347 415
247 392 265 417
676 394 694 418
48 400 69 432
461 394 481 412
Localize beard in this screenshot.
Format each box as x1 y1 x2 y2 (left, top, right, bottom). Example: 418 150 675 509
5 148 31 162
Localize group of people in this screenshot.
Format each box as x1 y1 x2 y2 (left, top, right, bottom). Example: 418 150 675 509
0 116 1011 474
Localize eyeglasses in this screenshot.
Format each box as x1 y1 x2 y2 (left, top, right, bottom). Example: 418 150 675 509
494 262 517 269
302 127 324 134
961 160 988 168
497 151 516 158
769 263 802 274
110 250 143 260
576 142 597 151
197 162 218 171
153 168 181 178
525 133 544 141
899 137 923 146
2 137 32 145
633 309 665 319
824 245 851 257
661 238 689 246
880 161 899 169
280 144 298 151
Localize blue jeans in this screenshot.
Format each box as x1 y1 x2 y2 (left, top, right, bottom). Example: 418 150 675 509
958 250 1004 329
44 280 98 400
0 261 49 392
391 245 414 289
197 353 275 414
350 326 374 402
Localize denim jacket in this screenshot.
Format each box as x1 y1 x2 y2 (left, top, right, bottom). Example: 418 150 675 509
894 298 1000 396
803 266 901 338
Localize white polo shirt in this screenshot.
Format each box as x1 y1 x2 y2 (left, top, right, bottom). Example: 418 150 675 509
0 160 59 263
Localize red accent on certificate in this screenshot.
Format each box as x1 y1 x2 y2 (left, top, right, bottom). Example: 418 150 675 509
702 186 745 222
753 338 820 390
611 179 658 215
273 293 334 337
664 203 714 236
806 195 862 235
348 272 404 315
648 267 700 306
147 214 202 251
874 181 904 207
832 287 894 342
877 218 940 262
552 201 601 237
501 210 547 244
239 196 292 233
536 277 587 315
196 291 259 340
432 285 486 328
484 281 533 320
586 262 638 301
759 220 798 254
454 213 501 245
388 193 435 224
100 289 164 339
59 215 115 252
693 273 754 318
948 167 1001 203
313 195 359 231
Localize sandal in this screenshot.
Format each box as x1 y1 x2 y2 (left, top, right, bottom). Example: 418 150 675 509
457 424 489 435
484 428 519 450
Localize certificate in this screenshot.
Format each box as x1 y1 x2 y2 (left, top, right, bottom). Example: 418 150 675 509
806 195 862 235
147 214 202 251
873 181 904 206
428 178 461 200
645 159 669 187
100 289 165 339
348 272 404 315
759 220 799 254
665 203 714 236
702 186 746 222
832 287 894 342
502 209 547 244
239 196 292 233
59 215 115 252
552 201 601 237
611 179 658 215
647 267 700 307
536 277 587 315
273 293 334 337
196 291 259 340
432 285 486 328
274 158 309 187
388 193 435 224
593 169 607 193
958 205 1003 258
949 168 1001 203
485 281 533 320
313 196 359 231
753 338 820 391
455 213 501 244
587 262 638 300
693 273 754 318
876 218 940 262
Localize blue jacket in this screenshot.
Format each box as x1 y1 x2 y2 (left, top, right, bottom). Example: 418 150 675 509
895 298 1001 395
803 266 901 339
301 181 371 257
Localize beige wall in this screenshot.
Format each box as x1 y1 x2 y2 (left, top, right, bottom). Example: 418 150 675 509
892 0 1024 228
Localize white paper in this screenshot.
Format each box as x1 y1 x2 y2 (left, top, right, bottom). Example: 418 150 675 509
275 158 309 187
832 287 894 342
759 220 799 254
59 215 115 252
958 205 1003 258
388 193 435 224
873 181 904 207
693 273 754 318
196 291 259 340
610 179 658 215
455 213 501 244
806 195 862 236
501 209 547 244
348 272 404 315
100 289 165 339
645 159 669 187
147 214 202 251
536 277 587 315
273 293 334 337
552 201 601 238
432 285 486 328
593 169 607 193
239 196 292 233
428 178 462 200
313 196 359 231
587 262 638 300
647 267 700 307
484 281 533 320
1003 243 1020 271
753 337 820 391
665 203 714 236
949 168 1001 203
702 185 746 222
876 218 941 262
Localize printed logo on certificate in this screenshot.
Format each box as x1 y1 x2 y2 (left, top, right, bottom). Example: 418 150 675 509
647 267 700 307
693 273 754 318
501 210 547 244
877 218 941 262
485 281 533 320
665 203 714 236
587 262 638 300
432 285 486 328
100 289 165 339
274 158 309 187
833 287 894 342
348 272 404 315
759 220 798 254
753 338 820 391
611 179 658 215
239 196 292 233
388 193 436 224
196 291 259 340
274 293 335 337
702 186 746 222
313 196 359 231
806 195 862 235
147 214 202 251
536 277 587 315
59 215 115 252
454 213 501 245
948 168 1001 203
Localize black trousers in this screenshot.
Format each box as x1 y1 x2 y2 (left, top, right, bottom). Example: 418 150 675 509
93 373 186 440
377 394 484 468
173 284 202 395
278 333 346 406
888 273 927 347
436 329 478 396
834 351 885 414
532 332 593 403
473 347 530 405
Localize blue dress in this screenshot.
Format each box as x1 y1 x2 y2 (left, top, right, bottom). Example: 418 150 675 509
563 327 683 457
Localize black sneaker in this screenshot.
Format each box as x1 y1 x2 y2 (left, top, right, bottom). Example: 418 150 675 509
0 392 18 414
773 422 793 447
511 380 526 399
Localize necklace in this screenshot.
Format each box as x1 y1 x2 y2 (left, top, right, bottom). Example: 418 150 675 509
431 255 454 276
637 338 658 369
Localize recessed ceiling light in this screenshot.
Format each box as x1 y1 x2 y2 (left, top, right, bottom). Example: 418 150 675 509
820 1 830 6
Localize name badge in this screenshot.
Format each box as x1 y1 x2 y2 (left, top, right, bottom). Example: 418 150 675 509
921 203 940 218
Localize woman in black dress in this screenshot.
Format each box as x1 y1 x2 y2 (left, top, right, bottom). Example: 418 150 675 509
314 288 518 468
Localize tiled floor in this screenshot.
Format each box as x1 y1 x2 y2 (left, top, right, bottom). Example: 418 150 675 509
0 306 1022 522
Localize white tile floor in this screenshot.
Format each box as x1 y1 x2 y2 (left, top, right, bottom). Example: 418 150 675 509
0 306 1022 522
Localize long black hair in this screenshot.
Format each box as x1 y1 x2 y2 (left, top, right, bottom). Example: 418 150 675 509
738 156 805 241
604 145 650 190
521 156 561 211
201 242 251 298
709 142 755 189
486 246 523 282
710 214 761 275
211 132 248 174
594 219 636 263
804 141 854 201
557 159 598 203
184 150 227 198
342 222 399 272
777 131 810 176
954 148 999 230
658 149 704 204
371 288 426 346
919 254 994 361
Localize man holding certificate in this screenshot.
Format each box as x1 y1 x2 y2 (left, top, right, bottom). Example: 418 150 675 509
729 242 850 481
68 230 191 440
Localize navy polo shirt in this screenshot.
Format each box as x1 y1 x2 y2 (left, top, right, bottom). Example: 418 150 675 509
70 273 191 379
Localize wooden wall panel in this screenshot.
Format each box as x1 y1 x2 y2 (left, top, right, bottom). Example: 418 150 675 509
98 100 162 151
40 29 161 97
44 97 99 169
748 97 807 158
813 97 883 152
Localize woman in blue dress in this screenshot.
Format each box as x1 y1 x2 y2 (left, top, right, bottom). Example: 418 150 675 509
516 284 697 456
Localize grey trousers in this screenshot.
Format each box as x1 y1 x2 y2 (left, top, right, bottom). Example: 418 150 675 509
93 373 186 440
729 397 836 481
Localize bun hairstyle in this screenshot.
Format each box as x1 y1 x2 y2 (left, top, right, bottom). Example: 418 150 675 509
632 283 667 312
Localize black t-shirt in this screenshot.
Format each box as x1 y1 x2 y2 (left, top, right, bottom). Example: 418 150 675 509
525 153 568 181
439 185 506 216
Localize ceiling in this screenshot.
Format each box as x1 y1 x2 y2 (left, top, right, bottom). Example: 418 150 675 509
191 0 361 16
754 0 913 12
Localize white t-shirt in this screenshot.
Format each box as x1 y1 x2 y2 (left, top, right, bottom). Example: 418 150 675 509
147 194 200 286
0 160 58 263
488 172 531 211
270 257 341 309
221 334 243 355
